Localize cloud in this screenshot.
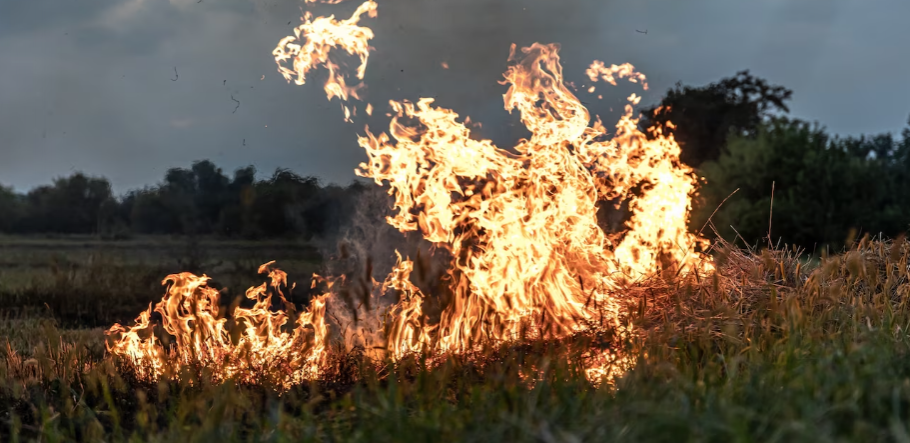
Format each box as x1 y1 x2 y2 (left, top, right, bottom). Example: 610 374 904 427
0 0 908 194
170 118 195 128
101 0 149 24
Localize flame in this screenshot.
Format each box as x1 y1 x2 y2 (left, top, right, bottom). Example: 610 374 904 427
585 60 649 94
108 3 714 389
355 43 711 371
105 262 328 389
273 1 378 121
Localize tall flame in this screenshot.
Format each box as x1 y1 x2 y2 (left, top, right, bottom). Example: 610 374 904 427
107 2 713 388
356 42 711 360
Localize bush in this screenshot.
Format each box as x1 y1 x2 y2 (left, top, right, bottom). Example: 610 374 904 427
693 117 910 252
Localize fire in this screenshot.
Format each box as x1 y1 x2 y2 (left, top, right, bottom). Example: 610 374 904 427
585 60 649 94
273 0 378 121
356 42 711 365
105 262 328 388
107 1 713 388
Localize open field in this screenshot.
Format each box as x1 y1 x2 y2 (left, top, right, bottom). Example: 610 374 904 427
4 235 910 442
0 236 322 328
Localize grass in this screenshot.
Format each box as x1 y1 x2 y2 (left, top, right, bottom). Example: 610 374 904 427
4 234 910 441
0 236 322 327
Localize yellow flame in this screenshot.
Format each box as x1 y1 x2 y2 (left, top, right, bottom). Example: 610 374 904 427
273 1 377 121
105 263 328 389
109 3 714 389
355 43 711 368
585 60 649 94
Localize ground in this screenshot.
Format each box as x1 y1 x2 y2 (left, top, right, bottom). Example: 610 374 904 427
3 234 910 442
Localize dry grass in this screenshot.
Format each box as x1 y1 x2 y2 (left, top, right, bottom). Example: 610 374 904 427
4 236 910 441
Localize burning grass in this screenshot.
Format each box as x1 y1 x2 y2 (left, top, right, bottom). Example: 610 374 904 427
5 237 910 441
6 0 906 440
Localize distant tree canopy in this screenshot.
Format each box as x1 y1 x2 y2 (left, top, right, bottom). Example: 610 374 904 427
640 71 910 251
1 72 908 254
642 70 793 168
0 173 114 234
0 185 23 233
692 117 910 251
0 160 367 239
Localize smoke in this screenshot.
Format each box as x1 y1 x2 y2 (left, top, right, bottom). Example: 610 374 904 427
299 0 623 351
313 182 450 353
314 185 405 277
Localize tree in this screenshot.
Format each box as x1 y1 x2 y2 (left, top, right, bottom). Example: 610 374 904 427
127 188 182 234
0 185 24 232
190 160 230 231
249 169 322 238
299 181 369 238
642 70 793 168
20 173 115 234
144 160 232 235
693 117 907 251
216 166 257 236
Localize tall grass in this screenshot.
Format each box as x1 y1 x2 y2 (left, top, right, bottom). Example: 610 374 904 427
4 236 910 441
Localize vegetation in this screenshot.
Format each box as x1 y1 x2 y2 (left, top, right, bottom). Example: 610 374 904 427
0 236 323 327
642 71 910 251
2 71 910 442
693 117 910 251
0 162 367 240
642 70 794 168
5 234 910 441
3 72 908 252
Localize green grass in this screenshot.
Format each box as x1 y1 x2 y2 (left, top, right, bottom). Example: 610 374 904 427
4 235 910 442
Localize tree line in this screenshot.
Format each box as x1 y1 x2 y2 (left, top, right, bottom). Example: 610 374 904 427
642 70 910 251
1 71 909 251
0 161 367 239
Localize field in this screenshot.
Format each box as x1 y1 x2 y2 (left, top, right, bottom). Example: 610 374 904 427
4 235 910 442
0 236 323 328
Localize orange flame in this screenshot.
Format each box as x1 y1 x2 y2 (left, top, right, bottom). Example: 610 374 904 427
273 1 378 121
585 60 649 94
105 262 328 389
108 3 714 389
355 43 711 370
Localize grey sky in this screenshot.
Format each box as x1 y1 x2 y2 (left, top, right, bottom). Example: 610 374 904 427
1 0 908 193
